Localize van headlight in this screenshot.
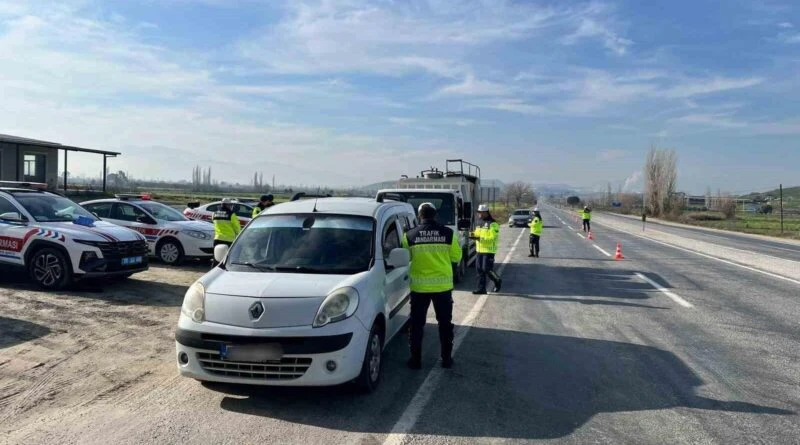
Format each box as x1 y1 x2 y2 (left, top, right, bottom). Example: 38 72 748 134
181 282 206 323
313 287 359 328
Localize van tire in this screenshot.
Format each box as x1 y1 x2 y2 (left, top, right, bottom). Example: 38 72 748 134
28 247 72 290
355 323 384 393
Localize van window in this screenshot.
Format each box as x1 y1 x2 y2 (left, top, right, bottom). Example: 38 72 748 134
382 218 401 257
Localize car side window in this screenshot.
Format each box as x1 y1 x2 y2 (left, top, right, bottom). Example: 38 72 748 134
112 203 147 222
382 217 401 258
85 202 113 218
233 204 252 218
0 196 20 216
206 204 220 212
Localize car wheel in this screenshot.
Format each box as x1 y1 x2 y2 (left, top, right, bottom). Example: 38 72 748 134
355 323 384 393
29 247 72 290
158 239 184 266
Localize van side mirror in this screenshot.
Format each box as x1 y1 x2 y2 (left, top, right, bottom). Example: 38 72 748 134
463 202 472 218
214 244 229 264
458 219 471 230
386 248 410 269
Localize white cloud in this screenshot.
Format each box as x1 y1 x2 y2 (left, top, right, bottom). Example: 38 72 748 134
660 77 764 98
669 113 749 128
783 33 800 44
436 74 512 97
778 22 793 29
562 17 633 55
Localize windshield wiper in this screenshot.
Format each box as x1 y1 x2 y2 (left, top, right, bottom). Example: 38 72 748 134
229 262 275 272
269 265 331 274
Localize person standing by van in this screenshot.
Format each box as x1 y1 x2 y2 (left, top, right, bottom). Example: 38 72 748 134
529 208 543 257
252 194 274 218
402 203 462 369
472 204 502 294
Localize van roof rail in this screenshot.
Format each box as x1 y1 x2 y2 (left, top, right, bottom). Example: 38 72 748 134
290 192 332 202
376 192 407 203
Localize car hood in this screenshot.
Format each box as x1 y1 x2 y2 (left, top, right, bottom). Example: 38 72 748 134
45 221 144 242
204 272 356 328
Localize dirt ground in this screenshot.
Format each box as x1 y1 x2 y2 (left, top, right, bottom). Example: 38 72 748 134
0 263 206 444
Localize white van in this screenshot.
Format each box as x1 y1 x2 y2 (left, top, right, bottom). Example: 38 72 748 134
175 197 417 392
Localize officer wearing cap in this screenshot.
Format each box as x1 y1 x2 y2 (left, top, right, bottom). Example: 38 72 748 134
252 194 274 218
402 202 462 369
213 198 241 252
471 204 502 294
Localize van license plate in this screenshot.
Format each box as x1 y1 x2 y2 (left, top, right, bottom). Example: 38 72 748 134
220 344 283 363
122 256 143 266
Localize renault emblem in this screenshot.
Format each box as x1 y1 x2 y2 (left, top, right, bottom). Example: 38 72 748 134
249 302 264 320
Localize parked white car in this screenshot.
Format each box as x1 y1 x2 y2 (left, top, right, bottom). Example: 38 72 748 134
82 195 215 265
0 182 149 289
183 200 253 227
175 197 417 391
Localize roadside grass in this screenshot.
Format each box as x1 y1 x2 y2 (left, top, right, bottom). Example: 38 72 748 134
681 213 800 239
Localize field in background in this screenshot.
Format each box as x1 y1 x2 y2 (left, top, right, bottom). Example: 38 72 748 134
677 212 800 239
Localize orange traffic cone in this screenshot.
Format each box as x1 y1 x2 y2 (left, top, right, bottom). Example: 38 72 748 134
615 243 624 260
588 231 594 240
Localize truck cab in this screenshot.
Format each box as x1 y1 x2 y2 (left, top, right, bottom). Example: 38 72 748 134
376 159 481 283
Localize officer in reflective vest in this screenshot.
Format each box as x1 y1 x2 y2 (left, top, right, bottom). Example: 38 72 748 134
471 204 502 294
252 194 274 218
213 198 241 248
529 208 543 257
582 206 592 232
402 202 462 369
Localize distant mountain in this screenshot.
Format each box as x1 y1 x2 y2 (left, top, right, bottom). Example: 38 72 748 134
739 186 800 204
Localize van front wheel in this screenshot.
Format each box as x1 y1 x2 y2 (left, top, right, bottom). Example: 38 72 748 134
355 323 384 393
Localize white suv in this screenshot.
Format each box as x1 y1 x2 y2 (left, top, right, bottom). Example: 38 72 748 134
175 197 417 392
0 183 149 289
82 195 215 265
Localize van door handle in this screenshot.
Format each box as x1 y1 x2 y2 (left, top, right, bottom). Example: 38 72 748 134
404 275 409 281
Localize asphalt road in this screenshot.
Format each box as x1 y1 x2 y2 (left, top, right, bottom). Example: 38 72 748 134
4 207 799 444
598 211 800 262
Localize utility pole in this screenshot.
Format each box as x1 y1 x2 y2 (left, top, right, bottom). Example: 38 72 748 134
780 184 784 235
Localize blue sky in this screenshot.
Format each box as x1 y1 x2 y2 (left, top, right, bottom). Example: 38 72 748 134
1 0 798 194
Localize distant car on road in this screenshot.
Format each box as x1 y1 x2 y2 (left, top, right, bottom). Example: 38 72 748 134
0 182 149 289
183 200 254 227
175 197 417 392
508 209 533 227
82 195 215 265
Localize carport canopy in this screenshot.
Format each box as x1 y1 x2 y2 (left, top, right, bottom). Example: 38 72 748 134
0 134 121 192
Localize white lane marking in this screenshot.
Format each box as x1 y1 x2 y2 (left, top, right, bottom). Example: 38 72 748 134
597 221 800 286
635 272 693 308
382 228 527 445
576 232 585 239
567 225 575 230
593 245 612 257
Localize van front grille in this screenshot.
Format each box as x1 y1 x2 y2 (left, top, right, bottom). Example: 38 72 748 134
197 352 312 380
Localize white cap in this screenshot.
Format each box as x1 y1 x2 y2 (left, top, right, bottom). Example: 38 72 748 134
221 198 233 204
477 204 489 212
533 207 539 212
418 202 436 213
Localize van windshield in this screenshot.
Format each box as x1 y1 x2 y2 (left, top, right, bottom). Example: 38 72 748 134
226 214 374 274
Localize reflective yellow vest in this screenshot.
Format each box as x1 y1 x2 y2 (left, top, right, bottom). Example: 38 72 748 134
213 209 241 242
473 218 500 254
530 216 543 235
402 220 462 293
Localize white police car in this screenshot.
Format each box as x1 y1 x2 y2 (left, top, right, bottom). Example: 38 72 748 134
0 182 149 289
82 195 215 266
175 196 417 392
183 200 254 227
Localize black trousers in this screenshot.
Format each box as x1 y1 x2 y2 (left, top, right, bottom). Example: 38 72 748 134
476 253 501 291
582 219 591 232
409 291 454 360
529 234 540 256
